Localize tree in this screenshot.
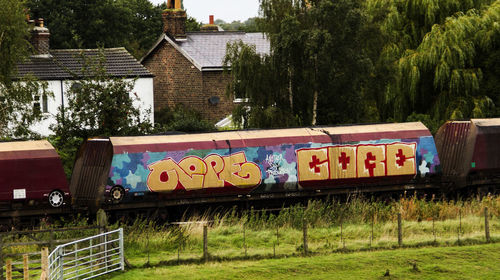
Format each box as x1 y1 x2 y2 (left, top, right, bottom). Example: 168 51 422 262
50 49 153 174
365 0 499 128
155 104 215 132
225 0 371 128
26 0 166 58
224 41 296 128
215 17 261 32
51 50 153 139
186 16 202 31
0 0 50 139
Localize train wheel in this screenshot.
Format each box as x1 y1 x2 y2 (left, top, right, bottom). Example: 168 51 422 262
48 190 64 207
110 186 125 203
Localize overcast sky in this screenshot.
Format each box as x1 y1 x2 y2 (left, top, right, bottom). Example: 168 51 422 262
149 0 260 23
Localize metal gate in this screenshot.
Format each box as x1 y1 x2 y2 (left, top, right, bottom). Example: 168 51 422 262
48 228 124 280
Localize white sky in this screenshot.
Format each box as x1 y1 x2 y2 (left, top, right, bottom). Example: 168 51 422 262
149 0 260 23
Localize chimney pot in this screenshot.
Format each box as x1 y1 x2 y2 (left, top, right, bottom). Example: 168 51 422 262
162 9 187 39
30 18 50 56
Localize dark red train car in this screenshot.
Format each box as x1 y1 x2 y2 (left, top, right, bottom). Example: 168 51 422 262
435 118 500 191
70 122 440 211
0 140 70 208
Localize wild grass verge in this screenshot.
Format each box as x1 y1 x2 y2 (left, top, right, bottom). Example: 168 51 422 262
117 194 500 267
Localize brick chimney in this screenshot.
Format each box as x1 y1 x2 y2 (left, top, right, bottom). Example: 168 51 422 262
162 0 187 40
30 18 51 57
200 15 219 32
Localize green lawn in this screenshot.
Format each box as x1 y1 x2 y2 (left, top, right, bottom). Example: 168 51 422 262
108 243 500 279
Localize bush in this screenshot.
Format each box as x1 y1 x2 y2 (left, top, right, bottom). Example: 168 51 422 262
154 104 216 133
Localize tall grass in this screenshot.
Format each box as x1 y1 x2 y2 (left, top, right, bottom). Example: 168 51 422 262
112 194 500 266
3 194 499 268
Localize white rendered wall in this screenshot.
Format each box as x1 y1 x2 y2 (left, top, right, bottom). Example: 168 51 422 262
31 78 154 136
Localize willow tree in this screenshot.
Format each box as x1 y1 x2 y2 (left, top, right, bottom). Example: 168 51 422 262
224 0 371 128
366 0 498 129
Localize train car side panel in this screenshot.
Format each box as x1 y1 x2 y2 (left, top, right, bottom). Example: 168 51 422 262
0 140 69 206
103 123 440 203
469 119 500 184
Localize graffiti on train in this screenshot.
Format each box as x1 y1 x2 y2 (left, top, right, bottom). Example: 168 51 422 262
297 142 417 182
147 152 262 192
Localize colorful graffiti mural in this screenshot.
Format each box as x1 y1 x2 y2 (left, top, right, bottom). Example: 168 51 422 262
107 136 439 194
147 152 262 192
296 143 417 182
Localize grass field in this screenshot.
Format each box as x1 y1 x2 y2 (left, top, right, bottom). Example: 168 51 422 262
107 242 500 279
4 195 499 279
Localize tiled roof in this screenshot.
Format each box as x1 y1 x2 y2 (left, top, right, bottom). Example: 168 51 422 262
178 32 270 70
142 32 270 71
17 48 153 80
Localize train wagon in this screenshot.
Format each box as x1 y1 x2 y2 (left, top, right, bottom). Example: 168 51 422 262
435 118 500 192
0 140 70 208
70 122 440 210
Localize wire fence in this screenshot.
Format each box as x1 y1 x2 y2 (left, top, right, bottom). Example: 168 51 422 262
124 206 499 267
1 204 499 276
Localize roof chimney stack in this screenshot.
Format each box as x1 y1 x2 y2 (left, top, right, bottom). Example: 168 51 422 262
162 0 187 40
30 18 51 57
201 15 219 32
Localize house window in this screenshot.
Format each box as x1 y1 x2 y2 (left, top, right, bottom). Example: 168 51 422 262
233 80 250 104
33 94 48 114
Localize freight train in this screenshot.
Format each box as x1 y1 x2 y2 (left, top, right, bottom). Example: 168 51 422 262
1 119 499 222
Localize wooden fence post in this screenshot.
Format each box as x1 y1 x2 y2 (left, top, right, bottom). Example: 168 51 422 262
340 218 344 249
458 209 462 243
203 224 208 262
5 259 11 280
370 213 374 247
243 223 247 257
397 212 403 247
49 231 55 251
23 254 29 280
276 227 279 246
485 207 491 243
302 218 308 255
432 217 436 243
146 224 150 266
41 247 49 280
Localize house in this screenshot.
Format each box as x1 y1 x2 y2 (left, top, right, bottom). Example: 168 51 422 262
140 7 270 126
16 18 154 136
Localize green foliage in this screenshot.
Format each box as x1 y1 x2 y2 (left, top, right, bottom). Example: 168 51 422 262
50 49 153 176
154 104 215 133
0 0 51 139
0 76 52 139
48 134 83 179
99 195 500 272
225 0 371 128
215 17 261 32
51 49 153 139
186 16 202 32
26 0 166 58
0 0 30 84
366 0 500 123
224 41 298 128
